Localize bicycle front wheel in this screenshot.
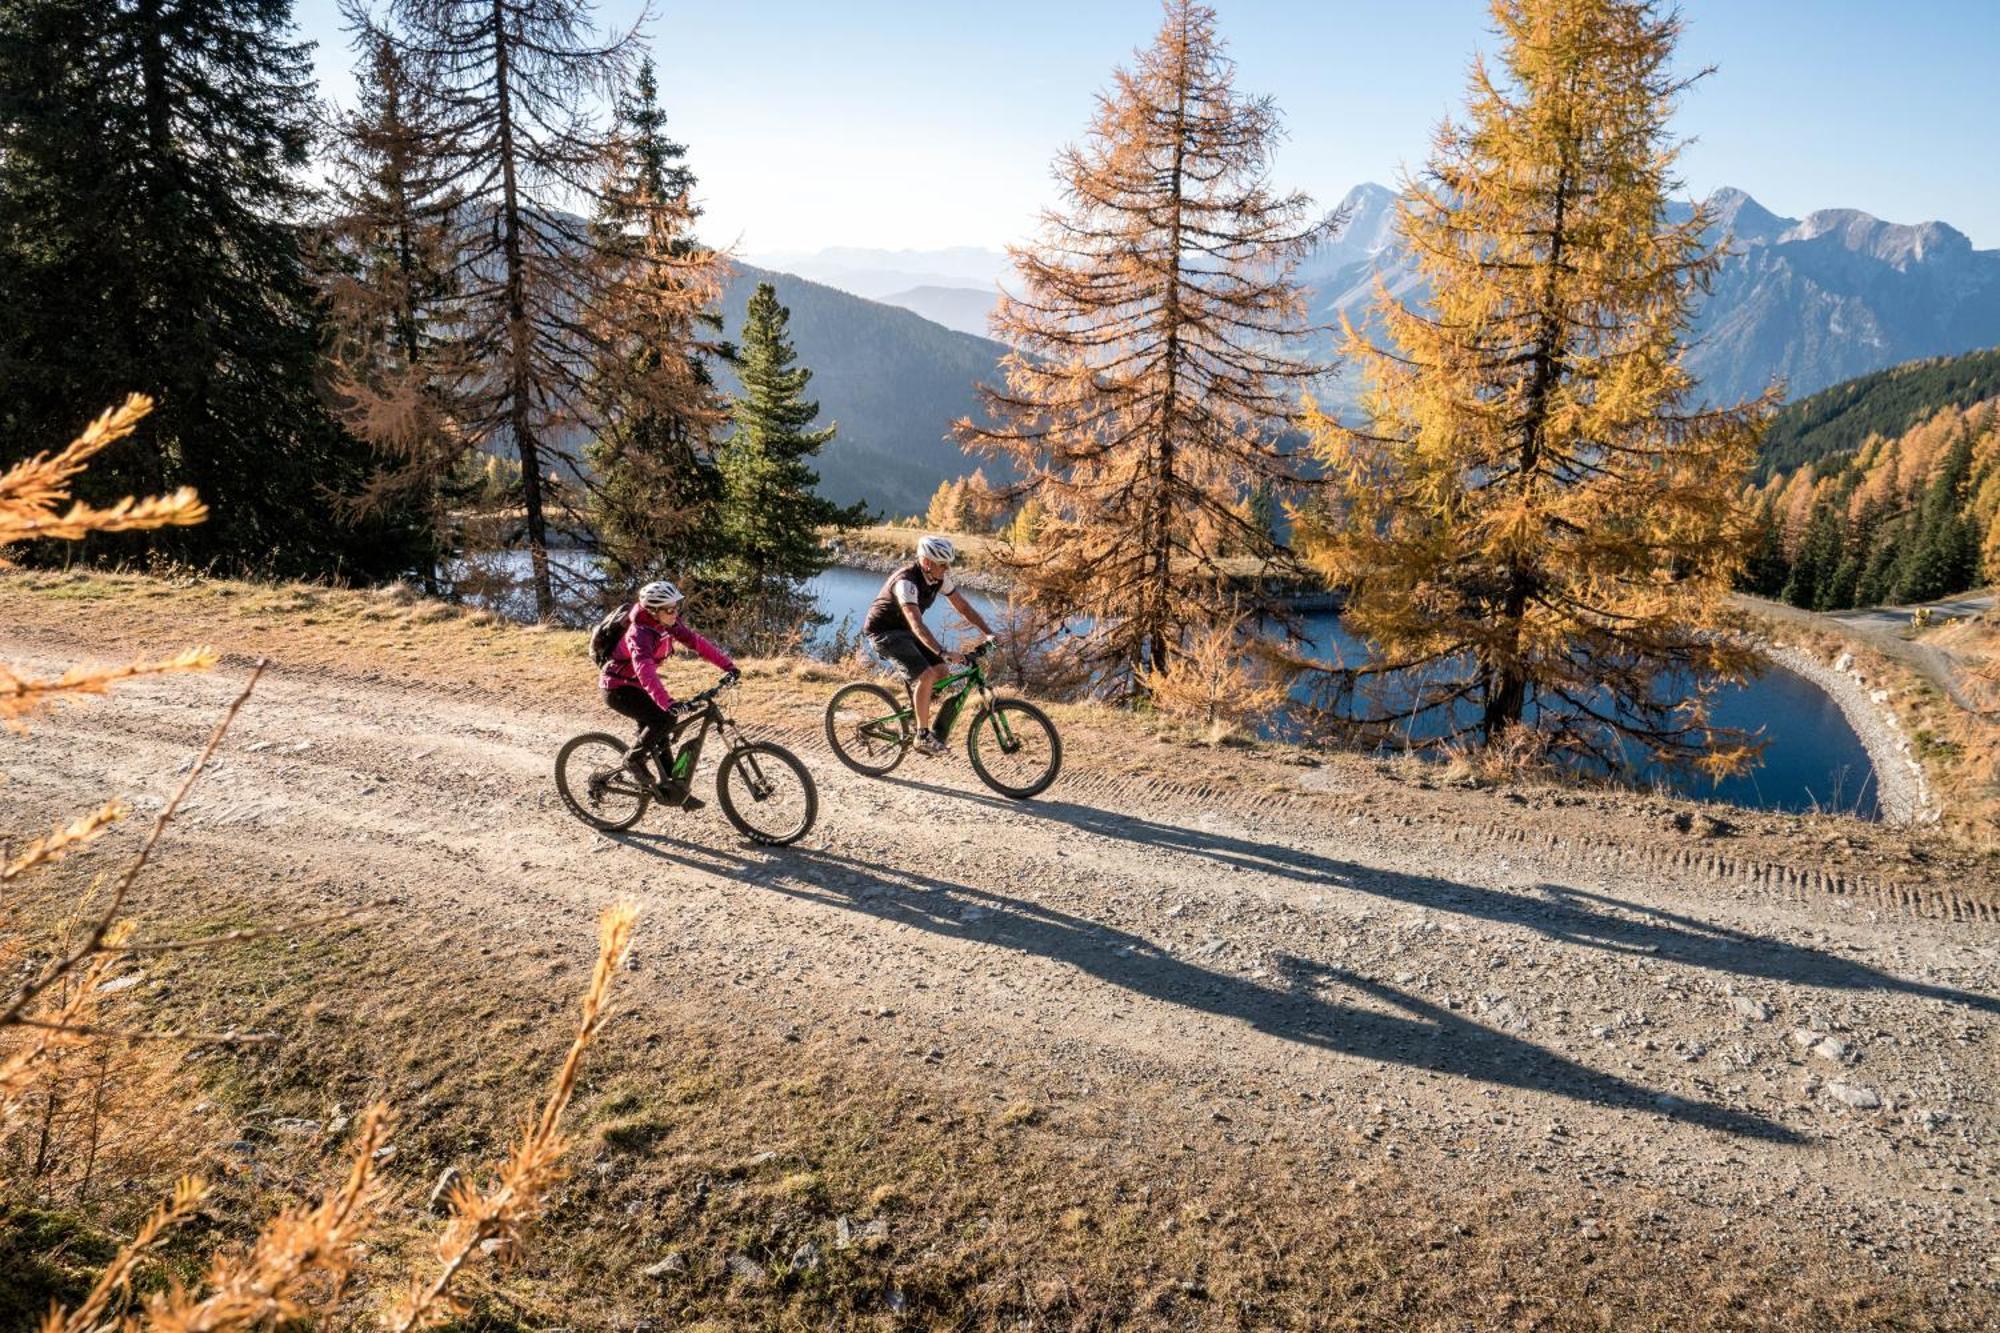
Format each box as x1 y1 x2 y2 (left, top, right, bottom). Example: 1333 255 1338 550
966 699 1062 800
717 741 819 846
555 732 652 831
823 681 911 776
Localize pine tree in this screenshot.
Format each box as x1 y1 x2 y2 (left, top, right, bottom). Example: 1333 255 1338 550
583 57 730 597
320 15 474 588
1784 505 1846 609
714 283 867 615
955 0 1334 694
1299 0 1769 775
379 0 646 619
1896 431 1978 603
1741 491 1790 597
0 0 399 576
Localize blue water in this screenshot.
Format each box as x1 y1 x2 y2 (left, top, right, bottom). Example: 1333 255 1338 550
465 554 1882 819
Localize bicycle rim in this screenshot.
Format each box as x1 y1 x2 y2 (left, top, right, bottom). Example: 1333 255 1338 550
966 700 1062 799
717 742 818 845
824 681 910 776
555 732 652 831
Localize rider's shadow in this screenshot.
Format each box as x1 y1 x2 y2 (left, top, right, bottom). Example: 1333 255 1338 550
609 828 1806 1145
875 775 2000 1019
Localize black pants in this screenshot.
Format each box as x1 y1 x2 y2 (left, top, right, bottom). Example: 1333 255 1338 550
869 628 943 681
603 686 676 769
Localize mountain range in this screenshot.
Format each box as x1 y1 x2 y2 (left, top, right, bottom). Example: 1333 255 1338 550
1300 183 2000 412
738 186 2000 509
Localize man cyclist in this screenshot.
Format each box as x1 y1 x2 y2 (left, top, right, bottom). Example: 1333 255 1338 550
600 580 738 808
862 534 995 754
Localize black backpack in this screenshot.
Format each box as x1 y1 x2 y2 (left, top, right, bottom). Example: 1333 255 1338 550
589 603 634 667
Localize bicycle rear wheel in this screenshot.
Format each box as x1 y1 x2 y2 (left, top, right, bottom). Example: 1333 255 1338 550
555 732 652 831
823 681 911 776
717 741 818 845
966 699 1062 799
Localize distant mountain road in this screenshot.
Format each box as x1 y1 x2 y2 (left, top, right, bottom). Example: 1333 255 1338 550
1739 591 1996 717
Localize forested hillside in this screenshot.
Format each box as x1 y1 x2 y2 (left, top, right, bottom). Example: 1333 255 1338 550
1755 345 2000 481
1744 396 1999 610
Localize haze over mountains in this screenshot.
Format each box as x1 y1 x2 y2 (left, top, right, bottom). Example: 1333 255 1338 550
740 185 2000 509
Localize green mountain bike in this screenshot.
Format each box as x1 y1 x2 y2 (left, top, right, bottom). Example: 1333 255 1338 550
824 641 1062 799
555 680 817 844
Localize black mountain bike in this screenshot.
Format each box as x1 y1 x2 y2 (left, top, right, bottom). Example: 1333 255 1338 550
555 681 817 844
823 641 1062 799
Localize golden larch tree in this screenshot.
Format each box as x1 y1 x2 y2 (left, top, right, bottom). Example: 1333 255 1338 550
956 0 1335 693
1299 0 1771 776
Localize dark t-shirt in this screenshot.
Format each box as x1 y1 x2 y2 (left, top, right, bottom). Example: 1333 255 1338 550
862 561 956 637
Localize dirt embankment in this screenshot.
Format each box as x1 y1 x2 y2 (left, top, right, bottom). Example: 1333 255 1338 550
4 568 1997 1327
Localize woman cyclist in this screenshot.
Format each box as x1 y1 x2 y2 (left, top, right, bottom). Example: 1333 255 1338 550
600 580 738 808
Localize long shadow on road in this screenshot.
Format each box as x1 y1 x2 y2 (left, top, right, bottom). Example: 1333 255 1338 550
615 820 1807 1145
882 776 1999 1018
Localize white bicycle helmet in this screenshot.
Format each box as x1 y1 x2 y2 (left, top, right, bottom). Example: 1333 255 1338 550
917 534 956 565
637 579 684 610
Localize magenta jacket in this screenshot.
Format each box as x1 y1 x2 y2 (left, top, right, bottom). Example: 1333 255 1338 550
598 606 737 710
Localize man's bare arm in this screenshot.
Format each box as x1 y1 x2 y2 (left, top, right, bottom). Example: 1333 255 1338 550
901 602 951 658
946 589 994 639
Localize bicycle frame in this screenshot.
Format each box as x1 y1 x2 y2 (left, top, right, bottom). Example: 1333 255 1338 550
864 649 1019 748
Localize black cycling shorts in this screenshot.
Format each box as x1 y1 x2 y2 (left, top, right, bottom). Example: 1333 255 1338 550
869 628 943 681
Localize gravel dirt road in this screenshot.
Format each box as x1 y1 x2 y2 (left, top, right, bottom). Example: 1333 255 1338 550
4 637 1995 1289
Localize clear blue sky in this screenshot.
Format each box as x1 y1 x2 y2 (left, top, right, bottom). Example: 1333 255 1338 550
295 0 2000 254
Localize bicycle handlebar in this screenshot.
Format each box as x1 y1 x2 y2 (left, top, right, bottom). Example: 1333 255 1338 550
675 674 740 716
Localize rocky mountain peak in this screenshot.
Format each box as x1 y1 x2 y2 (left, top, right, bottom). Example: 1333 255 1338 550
1783 209 1973 266
1705 187 1792 247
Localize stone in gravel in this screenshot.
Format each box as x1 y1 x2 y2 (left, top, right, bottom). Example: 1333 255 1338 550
1813 1037 1852 1063
270 1117 320 1137
1827 1083 1882 1110
835 1215 854 1247
427 1166 461 1214
727 1254 768 1283
96 973 144 994
641 1253 686 1279
1731 996 1774 1023
791 1241 821 1272
1579 1218 1605 1241
1790 1028 1823 1049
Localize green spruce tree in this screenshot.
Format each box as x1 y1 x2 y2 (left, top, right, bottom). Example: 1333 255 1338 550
0 0 403 576
1896 431 1979 603
715 283 867 625
583 57 730 598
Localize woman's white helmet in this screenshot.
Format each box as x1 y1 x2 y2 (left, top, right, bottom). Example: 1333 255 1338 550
916 534 956 565
637 579 684 610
